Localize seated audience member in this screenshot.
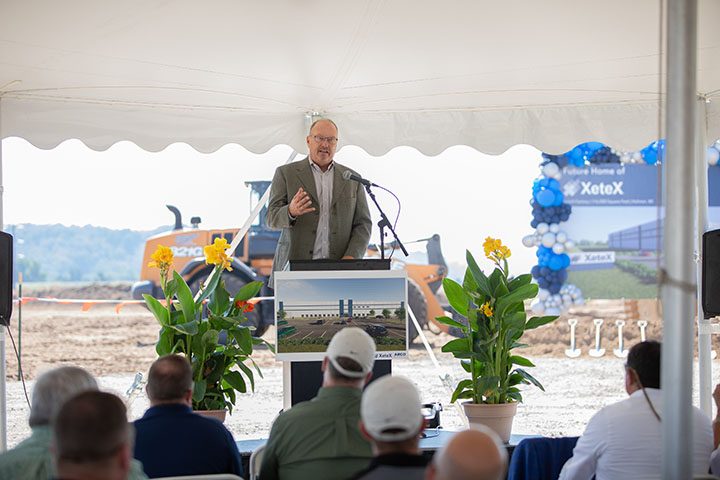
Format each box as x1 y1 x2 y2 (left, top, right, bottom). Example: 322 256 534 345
53 391 132 480
707 383 720 474
351 375 427 479
133 354 243 478
0 366 146 480
260 327 376 480
426 427 507 480
559 340 713 479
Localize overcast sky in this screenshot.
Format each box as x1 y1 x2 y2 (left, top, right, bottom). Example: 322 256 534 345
1 137 542 275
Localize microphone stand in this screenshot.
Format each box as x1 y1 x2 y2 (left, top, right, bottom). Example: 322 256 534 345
364 184 408 259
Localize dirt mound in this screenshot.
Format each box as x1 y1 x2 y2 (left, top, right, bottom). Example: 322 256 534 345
16 281 134 300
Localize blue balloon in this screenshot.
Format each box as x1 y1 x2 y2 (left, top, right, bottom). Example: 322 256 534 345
552 191 564 207
547 178 560 191
548 255 564 271
536 189 556 207
644 149 658 165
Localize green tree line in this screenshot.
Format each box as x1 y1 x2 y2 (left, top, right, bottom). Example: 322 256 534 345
4 224 166 282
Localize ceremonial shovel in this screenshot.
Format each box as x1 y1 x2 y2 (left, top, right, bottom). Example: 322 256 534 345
589 318 606 357
613 320 629 358
565 318 581 358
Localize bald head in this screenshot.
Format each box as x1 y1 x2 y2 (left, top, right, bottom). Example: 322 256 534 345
427 428 507 480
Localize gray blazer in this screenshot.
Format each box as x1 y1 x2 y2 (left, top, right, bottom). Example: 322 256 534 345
267 158 372 283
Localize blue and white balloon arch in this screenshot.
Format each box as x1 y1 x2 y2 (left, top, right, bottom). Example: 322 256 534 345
525 138 720 316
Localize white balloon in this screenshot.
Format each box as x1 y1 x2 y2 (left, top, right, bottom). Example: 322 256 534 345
555 232 567 244
545 307 561 316
542 233 556 248
562 294 572 304
552 294 562 304
574 297 585 305
537 222 549 234
715 140 720 151
549 223 560 233
552 243 565 254
543 162 560 178
632 152 643 161
708 147 720 166
564 240 575 249
620 153 631 163
522 235 536 247
531 302 545 315
538 288 550 301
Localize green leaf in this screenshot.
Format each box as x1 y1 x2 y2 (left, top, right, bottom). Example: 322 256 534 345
526 315 558 330
463 268 479 292
510 355 535 367
202 329 220 349
170 320 199 335
224 370 248 393
443 278 471 316
435 316 467 330
143 294 170 326
508 274 533 292
450 379 473 403
230 327 253 355
466 250 492 297
460 360 472 373
237 362 256 392
488 268 505 296
441 338 471 355
514 368 545 391
209 279 230 316
156 327 174 355
476 376 500 399
233 281 264 303
508 372 525 386
174 271 197 324
196 267 222 304
502 311 526 333
495 283 539 318
192 380 207 403
507 390 524 403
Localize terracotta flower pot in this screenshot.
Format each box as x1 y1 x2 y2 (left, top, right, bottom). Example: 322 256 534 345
194 409 227 423
462 402 518 443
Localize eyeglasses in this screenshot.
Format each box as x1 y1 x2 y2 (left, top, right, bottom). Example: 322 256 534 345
312 135 338 145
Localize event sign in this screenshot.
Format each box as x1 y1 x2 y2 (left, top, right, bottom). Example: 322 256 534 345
274 270 408 361
560 164 658 206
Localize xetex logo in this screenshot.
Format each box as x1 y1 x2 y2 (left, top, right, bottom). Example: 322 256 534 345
580 181 624 195
563 180 582 197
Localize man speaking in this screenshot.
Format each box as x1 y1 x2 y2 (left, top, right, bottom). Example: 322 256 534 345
267 119 372 283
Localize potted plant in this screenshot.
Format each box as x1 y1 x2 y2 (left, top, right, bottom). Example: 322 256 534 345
143 238 270 421
436 237 557 442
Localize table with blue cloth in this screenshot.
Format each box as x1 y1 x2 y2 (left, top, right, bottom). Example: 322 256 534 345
236 430 539 477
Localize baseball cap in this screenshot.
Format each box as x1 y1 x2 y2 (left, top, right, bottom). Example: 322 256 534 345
326 327 376 379
361 375 423 442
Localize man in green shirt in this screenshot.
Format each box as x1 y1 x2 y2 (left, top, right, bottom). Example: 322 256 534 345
260 327 376 480
0 366 147 480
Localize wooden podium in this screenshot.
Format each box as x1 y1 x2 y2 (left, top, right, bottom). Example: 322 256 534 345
280 259 396 408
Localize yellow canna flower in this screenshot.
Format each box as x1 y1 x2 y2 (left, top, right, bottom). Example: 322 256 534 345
204 238 233 272
148 245 174 276
481 301 494 318
483 237 511 263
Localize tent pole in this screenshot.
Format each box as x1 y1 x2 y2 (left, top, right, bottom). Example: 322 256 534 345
696 98 711 417
0 97 7 452
663 1 697 478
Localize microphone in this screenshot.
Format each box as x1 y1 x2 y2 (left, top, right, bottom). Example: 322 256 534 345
342 170 377 187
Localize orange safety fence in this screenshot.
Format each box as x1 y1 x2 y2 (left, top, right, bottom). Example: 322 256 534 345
11 296 274 315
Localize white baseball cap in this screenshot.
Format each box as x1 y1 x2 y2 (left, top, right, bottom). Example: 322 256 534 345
326 327 376 378
361 375 423 442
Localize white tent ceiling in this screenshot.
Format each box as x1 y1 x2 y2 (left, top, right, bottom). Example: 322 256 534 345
2 0 719 156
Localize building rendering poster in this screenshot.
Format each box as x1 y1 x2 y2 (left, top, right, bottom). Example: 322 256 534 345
273 270 409 361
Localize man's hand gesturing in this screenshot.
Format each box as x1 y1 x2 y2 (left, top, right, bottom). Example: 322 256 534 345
289 187 315 218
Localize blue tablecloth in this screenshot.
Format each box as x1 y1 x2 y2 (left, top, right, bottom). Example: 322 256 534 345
507 436 579 480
